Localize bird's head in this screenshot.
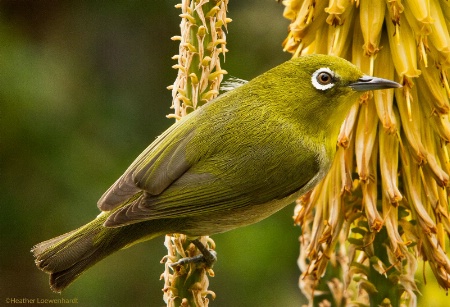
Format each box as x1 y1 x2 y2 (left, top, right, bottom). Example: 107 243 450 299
266 54 401 137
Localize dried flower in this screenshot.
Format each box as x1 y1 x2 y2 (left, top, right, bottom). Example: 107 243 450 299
282 0 450 305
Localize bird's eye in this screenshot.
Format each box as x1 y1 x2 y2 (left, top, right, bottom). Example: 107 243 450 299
317 72 332 85
311 68 336 91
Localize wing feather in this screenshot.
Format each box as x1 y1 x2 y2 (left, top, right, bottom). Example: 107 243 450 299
97 120 196 211
104 141 321 227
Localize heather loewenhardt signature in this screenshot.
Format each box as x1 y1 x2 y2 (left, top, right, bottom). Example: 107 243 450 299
4 297 79 304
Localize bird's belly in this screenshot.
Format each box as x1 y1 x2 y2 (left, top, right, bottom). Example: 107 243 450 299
180 189 302 236
171 152 331 237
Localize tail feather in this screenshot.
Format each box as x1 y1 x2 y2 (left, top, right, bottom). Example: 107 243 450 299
49 253 99 292
33 228 96 273
32 219 111 292
32 214 165 292
32 229 79 264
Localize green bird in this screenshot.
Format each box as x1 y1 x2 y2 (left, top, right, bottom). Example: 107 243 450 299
32 54 400 292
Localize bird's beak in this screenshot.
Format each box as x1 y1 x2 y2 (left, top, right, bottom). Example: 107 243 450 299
348 75 402 92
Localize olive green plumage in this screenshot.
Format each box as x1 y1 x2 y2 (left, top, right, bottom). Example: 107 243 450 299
32 54 400 292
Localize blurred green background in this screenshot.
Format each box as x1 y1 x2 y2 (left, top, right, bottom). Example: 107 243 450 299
0 1 305 306
1 1 448 306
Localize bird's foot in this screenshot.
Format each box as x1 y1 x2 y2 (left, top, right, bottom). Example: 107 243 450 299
170 239 217 268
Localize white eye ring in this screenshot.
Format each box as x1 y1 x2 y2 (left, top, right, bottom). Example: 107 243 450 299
311 67 335 91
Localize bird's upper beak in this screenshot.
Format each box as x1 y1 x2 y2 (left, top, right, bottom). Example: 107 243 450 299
348 75 402 92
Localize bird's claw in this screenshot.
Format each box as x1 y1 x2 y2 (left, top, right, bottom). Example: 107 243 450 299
170 239 217 268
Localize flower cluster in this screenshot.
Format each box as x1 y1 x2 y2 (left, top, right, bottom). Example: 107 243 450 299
168 0 230 120
282 0 450 305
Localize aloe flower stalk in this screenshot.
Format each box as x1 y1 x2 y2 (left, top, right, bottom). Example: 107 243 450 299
162 1 230 306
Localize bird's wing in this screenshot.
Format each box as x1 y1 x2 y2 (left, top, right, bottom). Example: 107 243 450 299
103 136 321 227
97 117 197 211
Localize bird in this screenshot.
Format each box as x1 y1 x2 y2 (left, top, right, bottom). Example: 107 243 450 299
32 54 401 292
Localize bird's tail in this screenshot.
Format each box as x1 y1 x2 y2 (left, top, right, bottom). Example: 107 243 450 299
32 211 164 292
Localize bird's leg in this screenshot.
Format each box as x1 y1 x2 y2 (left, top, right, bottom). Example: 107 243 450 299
170 239 217 268
191 239 217 267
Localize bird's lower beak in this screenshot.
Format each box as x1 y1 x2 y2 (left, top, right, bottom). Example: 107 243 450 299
349 76 402 92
